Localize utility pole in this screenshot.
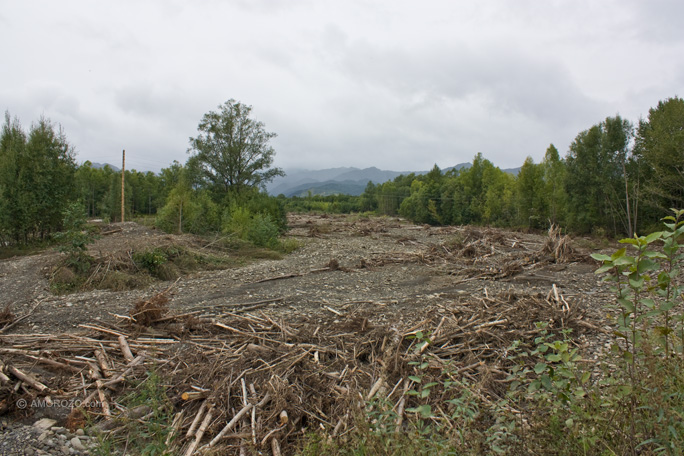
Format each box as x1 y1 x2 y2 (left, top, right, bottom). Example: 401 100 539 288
121 149 125 223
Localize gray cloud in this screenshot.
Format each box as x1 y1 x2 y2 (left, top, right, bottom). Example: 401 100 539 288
1 1 682 172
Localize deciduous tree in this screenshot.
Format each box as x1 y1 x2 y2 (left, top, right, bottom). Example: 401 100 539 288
188 100 284 200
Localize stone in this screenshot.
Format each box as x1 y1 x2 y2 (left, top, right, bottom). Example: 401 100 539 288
75 428 85 436
33 418 57 430
70 437 86 451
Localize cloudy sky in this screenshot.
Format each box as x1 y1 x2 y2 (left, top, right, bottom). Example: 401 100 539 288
1 1 682 173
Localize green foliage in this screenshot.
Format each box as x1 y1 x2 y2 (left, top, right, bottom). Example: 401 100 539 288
342 96 681 236
91 371 176 456
635 96 684 212
515 156 546 228
0 113 78 244
54 202 98 274
133 246 185 280
133 248 169 272
188 99 284 198
502 208 684 455
565 115 634 235
155 188 220 235
541 144 567 226
222 205 283 250
218 192 289 250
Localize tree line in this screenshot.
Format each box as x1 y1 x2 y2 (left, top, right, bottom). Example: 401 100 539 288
359 96 684 236
1 96 682 247
0 100 286 248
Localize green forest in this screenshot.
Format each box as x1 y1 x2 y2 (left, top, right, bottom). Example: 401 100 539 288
1 96 683 248
292 96 684 238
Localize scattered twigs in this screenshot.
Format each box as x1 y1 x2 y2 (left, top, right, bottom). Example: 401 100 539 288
0 299 44 334
5 364 49 392
0 262 595 455
184 403 214 456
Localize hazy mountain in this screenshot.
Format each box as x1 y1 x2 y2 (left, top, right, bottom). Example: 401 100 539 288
85 162 121 172
284 180 371 197
267 164 481 197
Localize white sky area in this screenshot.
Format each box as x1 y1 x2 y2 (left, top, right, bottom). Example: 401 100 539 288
1 1 682 173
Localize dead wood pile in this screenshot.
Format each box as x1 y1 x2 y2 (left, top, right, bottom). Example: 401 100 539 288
0 284 596 455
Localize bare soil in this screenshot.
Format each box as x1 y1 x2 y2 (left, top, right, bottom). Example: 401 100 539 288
0 214 611 336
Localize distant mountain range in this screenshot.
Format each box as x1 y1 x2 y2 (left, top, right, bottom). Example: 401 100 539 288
267 164 521 197
88 162 121 172
80 162 521 197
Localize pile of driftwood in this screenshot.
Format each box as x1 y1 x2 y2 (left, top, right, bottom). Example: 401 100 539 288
0 279 596 455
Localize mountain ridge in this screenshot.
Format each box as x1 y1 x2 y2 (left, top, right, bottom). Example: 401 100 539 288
267 163 499 197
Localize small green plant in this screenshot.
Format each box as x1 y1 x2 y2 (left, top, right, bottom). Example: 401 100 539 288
406 331 438 425
91 371 176 456
133 248 169 272
222 205 286 251
590 208 684 454
54 202 98 274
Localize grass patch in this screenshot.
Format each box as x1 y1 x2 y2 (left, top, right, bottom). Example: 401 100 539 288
90 370 176 456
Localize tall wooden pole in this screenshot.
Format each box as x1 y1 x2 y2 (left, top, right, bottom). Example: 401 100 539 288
121 149 125 223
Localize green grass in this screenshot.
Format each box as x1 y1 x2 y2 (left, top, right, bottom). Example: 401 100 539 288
91 371 176 456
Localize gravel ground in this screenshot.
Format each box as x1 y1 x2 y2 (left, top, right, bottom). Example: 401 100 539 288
0 213 618 452
0 418 94 456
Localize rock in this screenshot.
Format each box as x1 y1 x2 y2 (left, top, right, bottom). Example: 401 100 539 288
70 436 86 451
33 418 57 430
75 428 85 436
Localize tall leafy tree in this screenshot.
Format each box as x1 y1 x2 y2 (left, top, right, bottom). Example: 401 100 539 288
0 113 30 242
515 156 546 228
0 114 77 242
541 144 566 226
188 100 284 200
27 118 78 237
483 166 515 226
634 96 684 212
565 116 632 235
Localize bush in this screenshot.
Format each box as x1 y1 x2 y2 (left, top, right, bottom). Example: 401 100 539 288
155 189 220 235
247 213 281 249
237 191 288 232
222 204 286 250
54 201 98 274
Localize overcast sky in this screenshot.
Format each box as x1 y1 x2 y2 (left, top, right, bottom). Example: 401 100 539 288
1 1 682 173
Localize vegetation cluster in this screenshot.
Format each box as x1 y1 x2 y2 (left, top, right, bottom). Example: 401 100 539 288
293 96 684 239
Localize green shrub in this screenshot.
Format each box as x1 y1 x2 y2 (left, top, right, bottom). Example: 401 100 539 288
133 248 168 272
247 213 281 249
54 201 98 274
91 371 175 456
155 189 220 235
222 204 284 250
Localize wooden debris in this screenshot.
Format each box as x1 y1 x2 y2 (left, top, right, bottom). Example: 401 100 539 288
118 335 135 363
0 277 594 454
